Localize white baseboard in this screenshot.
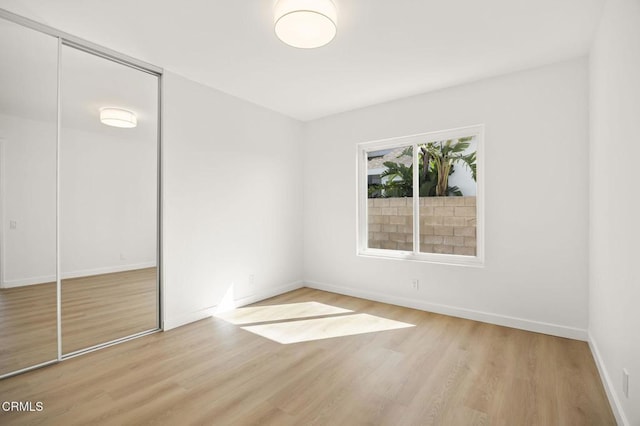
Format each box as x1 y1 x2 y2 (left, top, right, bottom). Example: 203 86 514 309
231 280 304 309
589 332 629 426
304 280 588 341
1 262 157 288
162 280 304 331
162 305 218 331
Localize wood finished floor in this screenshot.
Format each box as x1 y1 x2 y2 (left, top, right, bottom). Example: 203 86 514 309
0 288 614 425
0 268 158 375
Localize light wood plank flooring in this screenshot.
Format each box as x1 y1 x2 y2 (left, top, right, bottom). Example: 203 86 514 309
0 288 614 425
0 268 158 375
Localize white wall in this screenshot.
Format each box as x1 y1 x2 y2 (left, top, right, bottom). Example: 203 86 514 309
303 58 590 339
589 0 640 424
162 72 304 329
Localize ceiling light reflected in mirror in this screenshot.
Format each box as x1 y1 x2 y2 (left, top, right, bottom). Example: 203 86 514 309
99 107 137 128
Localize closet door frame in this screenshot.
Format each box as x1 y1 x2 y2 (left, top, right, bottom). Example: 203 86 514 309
0 8 163 378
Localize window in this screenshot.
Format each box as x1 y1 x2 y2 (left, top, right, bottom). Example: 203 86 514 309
357 125 484 266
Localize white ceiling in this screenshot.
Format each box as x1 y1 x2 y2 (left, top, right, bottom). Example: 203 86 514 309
0 0 604 121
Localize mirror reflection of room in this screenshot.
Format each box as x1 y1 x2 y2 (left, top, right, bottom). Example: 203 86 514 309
60 45 159 355
0 19 58 376
0 15 160 378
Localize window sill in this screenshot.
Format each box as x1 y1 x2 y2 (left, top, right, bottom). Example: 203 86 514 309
357 248 484 268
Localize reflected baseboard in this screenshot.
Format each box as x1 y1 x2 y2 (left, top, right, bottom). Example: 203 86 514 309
0 273 57 289
62 262 157 280
0 261 157 288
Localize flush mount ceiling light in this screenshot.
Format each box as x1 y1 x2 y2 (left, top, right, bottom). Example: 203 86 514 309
99 107 137 128
274 0 337 49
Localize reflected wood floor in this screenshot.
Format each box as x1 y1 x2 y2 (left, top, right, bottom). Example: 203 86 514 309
0 268 157 375
0 288 614 425
61 268 158 354
0 282 56 375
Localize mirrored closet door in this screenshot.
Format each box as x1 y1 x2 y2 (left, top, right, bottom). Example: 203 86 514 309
0 19 59 376
60 45 159 355
0 11 161 377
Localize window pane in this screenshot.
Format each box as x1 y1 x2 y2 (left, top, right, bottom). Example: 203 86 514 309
367 145 414 251
418 137 477 256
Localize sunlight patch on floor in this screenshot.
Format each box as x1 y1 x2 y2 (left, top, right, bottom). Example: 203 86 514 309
241 313 415 344
213 301 352 325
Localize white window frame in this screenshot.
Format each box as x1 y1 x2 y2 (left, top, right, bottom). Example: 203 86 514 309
357 124 485 267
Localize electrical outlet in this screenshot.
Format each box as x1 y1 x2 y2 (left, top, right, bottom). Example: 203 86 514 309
411 279 419 291
120 253 126 260
623 369 629 398
9 220 17 230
